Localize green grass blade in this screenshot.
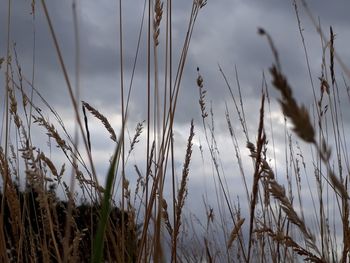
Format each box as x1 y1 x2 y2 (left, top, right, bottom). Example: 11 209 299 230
92 132 122 263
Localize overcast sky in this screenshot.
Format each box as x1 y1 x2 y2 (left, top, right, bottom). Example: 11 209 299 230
1 0 350 252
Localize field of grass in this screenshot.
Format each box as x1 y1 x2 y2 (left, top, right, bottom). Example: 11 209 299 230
1 0 350 262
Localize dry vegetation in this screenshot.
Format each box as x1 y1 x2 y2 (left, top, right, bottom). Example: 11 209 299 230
1 0 350 262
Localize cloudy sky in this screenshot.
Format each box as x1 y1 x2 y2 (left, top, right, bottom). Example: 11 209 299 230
1 0 350 248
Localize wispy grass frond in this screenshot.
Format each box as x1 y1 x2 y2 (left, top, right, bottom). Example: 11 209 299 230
82 101 117 143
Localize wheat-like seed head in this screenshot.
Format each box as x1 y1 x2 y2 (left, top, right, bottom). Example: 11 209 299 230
197 67 208 119
174 120 195 241
33 116 70 151
129 121 144 155
82 101 117 143
153 0 163 46
270 66 315 143
161 198 173 236
227 218 245 249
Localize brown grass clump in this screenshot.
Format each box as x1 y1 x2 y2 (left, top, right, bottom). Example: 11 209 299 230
0 183 136 262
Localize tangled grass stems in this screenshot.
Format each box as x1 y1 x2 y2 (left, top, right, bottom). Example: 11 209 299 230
260 27 350 262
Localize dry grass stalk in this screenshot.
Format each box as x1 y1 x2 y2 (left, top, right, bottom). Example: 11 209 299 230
269 180 315 243
196 0 207 8
330 26 335 86
328 170 349 200
153 0 163 46
81 101 117 143
249 129 322 259
342 191 350 263
82 102 92 151
161 198 173 236
123 178 131 204
133 164 144 205
258 28 281 70
129 121 144 155
0 147 9 181
8 145 18 180
318 77 330 107
247 93 265 261
268 230 326 263
8 88 22 129
174 120 195 252
269 66 315 144
204 237 213 263
206 205 214 231
39 152 59 178
32 115 70 152
197 67 208 119
227 218 245 249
